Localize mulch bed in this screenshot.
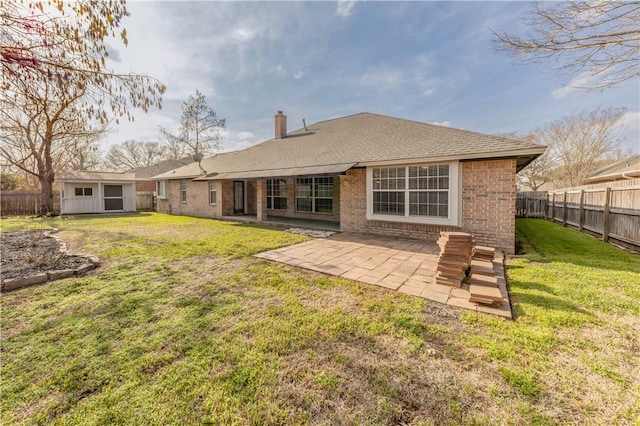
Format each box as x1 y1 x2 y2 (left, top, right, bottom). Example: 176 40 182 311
1 230 90 280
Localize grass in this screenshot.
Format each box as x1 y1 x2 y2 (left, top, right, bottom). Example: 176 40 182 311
1 214 639 425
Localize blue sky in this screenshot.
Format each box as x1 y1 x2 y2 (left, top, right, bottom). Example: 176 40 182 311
105 1 639 154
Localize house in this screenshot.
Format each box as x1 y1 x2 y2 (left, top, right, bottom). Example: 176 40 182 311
583 155 640 185
151 112 546 254
58 171 136 214
128 157 196 192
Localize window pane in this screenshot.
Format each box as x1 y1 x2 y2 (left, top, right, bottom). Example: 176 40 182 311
209 183 217 204
274 197 287 210
315 198 333 213
103 185 122 197
104 198 123 211
296 198 312 212
438 177 449 189
75 187 83 196
267 198 272 209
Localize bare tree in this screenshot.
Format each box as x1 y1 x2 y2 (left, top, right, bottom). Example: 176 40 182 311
492 1 640 90
541 107 626 188
160 90 226 159
104 140 169 171
0 78 105 212
499 132 552 191
0 0 165 213
1 1 165 123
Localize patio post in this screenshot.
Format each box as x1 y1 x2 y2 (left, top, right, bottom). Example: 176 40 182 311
256 179 267 222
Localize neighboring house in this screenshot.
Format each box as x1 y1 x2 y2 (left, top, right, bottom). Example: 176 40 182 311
58 171 136 214
128 157 196 192
583 155 640 185
151 112 546 253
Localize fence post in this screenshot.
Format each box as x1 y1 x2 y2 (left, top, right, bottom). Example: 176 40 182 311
602 187 611 242
578 189 585 231
562 192 568 226
551 193 556 222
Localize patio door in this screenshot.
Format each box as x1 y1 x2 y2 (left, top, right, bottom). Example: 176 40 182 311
104 185 124 211
233 181 245 214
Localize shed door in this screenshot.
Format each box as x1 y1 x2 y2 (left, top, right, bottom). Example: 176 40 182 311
104 185 124 211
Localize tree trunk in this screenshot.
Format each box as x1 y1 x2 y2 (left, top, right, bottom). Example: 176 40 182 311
39 174 55 215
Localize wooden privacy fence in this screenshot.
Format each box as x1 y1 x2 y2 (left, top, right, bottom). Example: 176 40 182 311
0 191 60 216
516 191 548 218
548 183 640 248
136 192 155 211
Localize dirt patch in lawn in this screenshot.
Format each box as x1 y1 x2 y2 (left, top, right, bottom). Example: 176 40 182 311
0 230 92 280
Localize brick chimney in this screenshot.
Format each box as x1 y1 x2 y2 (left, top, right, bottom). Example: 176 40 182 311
275 111 287 139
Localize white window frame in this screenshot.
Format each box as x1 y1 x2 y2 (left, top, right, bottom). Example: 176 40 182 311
180 179 187 203
366 161 460 226
74 187 93 197
156 180 166 199
209 181 217 205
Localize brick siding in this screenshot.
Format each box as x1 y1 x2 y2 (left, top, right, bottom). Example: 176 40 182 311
135 180 156 192
339 161 516 254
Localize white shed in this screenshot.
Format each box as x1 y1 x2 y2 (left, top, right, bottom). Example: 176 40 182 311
58 171 136 215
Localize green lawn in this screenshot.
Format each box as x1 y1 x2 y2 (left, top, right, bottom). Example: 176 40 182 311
1 214 638 425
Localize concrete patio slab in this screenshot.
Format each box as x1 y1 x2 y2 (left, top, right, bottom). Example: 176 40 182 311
254 232 512 318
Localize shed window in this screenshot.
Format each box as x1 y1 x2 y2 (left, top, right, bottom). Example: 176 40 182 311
74 187 93 197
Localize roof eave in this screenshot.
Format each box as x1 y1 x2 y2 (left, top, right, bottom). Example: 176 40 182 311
355 147 547 169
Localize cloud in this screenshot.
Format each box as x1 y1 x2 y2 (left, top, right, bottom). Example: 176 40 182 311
359 69 402 87
336 0 357 18
292 69 306 80
429 121 451 127
105 44 121 62
615 110 640 153
551 72 596 99
222 130 259 152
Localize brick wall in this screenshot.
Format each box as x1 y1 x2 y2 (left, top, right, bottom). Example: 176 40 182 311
461 158 516 254
339 161 517 254
156 179 221 218
136 180 156 192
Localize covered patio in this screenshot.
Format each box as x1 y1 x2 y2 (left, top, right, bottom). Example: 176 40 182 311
221 214 340 231
255 232 512 318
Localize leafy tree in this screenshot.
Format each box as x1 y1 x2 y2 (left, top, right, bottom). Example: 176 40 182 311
492 1 640 90
104 140 169 171
160 90 226 159
0 1 165 214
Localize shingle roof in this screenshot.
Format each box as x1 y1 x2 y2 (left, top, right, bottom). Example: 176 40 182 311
58 171 135 182
128 157 195 180
152 112 546 180
584 155 640 182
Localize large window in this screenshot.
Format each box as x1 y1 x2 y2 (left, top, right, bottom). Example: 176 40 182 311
368 162 458 225
157 180 166 198
209 181 217 205
372 167 405 215
295 177 334 213
267 179 287 210
408 164 449 218
180 179 187 203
